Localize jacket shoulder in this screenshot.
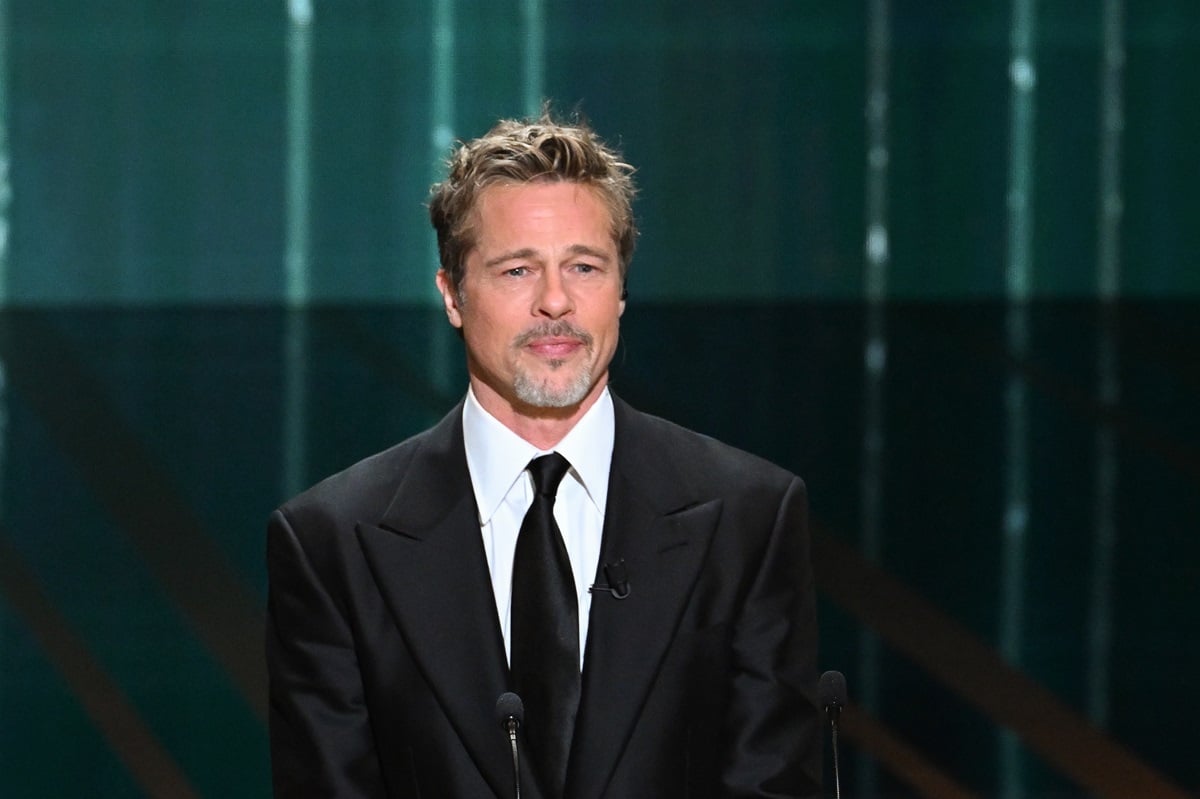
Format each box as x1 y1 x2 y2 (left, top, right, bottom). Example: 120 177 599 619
274 405 459 532
615 399 802 495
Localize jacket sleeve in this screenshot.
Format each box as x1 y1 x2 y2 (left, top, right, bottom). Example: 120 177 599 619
266 508 387 797
721 476 822 797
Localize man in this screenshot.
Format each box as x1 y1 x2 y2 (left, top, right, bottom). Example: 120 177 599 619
267 112 821 798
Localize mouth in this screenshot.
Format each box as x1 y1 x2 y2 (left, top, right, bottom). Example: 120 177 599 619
525 336 585 359
515 323 593 361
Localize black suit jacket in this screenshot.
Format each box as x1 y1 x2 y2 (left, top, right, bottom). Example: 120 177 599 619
267 396 820 798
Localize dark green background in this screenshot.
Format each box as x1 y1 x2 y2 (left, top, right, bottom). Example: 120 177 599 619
1 2 1197 797
8 1 1198 303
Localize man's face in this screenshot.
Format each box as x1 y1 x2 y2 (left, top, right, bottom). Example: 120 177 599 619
436 181 626 420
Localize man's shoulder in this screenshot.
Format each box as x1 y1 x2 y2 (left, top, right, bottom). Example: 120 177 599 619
615 398 799 489
276 405 461 525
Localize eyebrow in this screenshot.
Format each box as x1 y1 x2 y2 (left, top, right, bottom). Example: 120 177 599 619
484 248 537 269
566 244 614 262
484 244 614 269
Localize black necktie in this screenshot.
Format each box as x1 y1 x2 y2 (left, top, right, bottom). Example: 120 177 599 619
510 452 579 797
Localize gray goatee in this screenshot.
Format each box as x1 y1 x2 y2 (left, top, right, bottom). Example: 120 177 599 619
512 321 596 408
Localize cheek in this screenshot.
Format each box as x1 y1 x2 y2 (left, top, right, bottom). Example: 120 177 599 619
603 299 624 332
461 307 516 359
595 311 622 352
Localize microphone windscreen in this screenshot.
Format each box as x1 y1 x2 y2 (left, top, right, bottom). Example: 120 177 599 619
818 670 848 709
496 692 525 726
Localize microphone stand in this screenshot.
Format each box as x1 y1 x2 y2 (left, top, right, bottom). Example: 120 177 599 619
504 716 521 799
829 703 841 799
496 692 524 799
819 670 847 799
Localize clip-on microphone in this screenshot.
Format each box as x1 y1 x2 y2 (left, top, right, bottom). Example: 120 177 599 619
588 559 631 599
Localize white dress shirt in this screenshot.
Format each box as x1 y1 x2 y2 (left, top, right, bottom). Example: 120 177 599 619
462 386 614 668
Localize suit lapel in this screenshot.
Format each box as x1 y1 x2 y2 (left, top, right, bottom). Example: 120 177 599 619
351 398 718 799
566 400 722 799
355 406 518 798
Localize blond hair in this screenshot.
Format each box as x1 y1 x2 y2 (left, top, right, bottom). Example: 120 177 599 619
429 111 638 292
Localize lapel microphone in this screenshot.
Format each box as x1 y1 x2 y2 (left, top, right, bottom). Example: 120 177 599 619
495 692 524 799
588 559 631 599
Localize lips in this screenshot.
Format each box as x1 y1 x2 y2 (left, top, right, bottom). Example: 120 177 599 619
525 336 584 359
514 323 594 357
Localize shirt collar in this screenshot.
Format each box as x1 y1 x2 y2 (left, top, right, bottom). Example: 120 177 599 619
463 386 615 525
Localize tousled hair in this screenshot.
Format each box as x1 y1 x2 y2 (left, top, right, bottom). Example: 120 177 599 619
428 110 638 293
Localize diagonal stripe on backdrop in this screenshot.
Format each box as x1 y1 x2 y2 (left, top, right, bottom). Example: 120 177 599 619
0 528 202 798
0 311 266 722
840 700 981 799
812 525 1189 798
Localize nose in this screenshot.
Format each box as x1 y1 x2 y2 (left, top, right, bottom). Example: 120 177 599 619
534 268 574 318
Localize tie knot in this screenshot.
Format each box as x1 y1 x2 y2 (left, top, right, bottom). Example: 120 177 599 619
528 452 571 499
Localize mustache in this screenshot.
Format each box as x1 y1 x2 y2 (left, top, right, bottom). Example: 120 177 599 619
513 320 594 349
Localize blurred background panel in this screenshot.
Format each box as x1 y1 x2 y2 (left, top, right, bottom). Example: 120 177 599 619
1 1 1197 797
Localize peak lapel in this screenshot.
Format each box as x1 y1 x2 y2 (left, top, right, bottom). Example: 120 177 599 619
566 402 722 799
355 407 515 798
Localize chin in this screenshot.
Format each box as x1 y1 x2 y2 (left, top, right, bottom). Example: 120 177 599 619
512 369 595 409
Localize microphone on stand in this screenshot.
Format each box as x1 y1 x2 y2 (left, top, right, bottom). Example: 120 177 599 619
495 692 525 799
819 670 847 799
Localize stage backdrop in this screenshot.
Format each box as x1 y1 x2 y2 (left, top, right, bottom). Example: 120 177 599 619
1 2 1197 797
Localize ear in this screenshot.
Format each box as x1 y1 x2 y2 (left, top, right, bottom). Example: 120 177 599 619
435 269 464 329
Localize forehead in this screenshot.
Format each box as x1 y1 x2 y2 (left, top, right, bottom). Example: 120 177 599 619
472 181 616 240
